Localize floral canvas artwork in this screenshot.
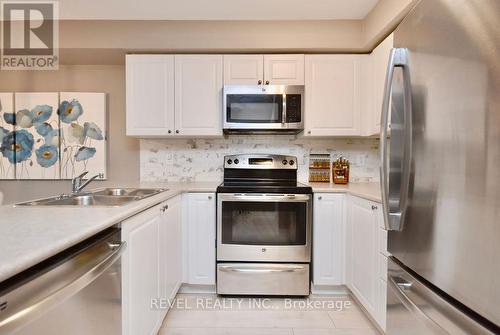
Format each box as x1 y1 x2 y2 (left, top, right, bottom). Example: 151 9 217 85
14 93 60 179
0 92 107 180
0 93 15 179
59 92 107 179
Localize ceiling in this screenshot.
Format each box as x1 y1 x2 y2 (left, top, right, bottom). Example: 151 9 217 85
58 0 380 20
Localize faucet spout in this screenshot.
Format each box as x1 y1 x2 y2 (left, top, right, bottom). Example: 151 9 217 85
72 172 104 193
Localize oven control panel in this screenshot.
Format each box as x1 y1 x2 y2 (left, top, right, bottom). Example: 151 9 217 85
224 154 297 169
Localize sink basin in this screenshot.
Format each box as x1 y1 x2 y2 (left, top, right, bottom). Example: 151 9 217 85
92 188 164 198
15 188 168 207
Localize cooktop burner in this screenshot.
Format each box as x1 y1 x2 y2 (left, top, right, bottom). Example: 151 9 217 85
217 154 312 194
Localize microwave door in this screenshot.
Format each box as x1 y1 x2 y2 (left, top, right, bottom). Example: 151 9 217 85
225 94 284 128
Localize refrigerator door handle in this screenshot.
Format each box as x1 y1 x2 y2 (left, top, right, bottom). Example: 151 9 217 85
380 48 413 231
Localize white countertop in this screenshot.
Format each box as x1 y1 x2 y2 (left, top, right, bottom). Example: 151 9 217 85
0 180 380 283
305 182 382 203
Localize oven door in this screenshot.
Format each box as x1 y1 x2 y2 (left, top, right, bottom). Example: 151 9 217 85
223 85 304 131
217 193 311 262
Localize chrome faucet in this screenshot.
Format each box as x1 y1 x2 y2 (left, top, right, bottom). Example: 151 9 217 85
72 171 104 193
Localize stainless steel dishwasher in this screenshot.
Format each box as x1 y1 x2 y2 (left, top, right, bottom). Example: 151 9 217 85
0 227 125 335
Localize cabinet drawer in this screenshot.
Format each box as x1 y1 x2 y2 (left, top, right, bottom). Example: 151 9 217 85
217 263 309 296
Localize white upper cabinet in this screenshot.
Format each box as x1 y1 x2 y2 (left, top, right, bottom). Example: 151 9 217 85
365 33 394 136
304 55 364 136
224 55 264 85
313 193 345 286
263 54 305 85
126 54 223 137
223 54 304 86
174 55 223 136
126 55 175 136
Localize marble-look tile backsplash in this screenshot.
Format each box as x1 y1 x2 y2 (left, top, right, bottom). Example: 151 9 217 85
140 136 380 183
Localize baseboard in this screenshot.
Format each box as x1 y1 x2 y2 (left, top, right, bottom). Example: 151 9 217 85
311 284 350 295
179 283 216 294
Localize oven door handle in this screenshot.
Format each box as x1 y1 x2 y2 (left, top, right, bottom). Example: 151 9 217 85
223 194 311 202
219 265 307 274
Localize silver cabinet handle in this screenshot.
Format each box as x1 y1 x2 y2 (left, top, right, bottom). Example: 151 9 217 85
175 130 180 134
208 195 213 200
160 204 168 212
219 266 306 274
380 48 413 232
371 205 378 210
318 196 322 200
258 80 262 85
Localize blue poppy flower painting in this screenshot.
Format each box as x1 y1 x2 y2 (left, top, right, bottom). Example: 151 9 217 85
35 144 58 167
35 122 53 137
0 130 34 164
16 109 35 128
3 113 15 125
0 92 106 180
83 122 103 140
0 126 8 142
59 100 83 123
32 105 53 126
74 146 96 161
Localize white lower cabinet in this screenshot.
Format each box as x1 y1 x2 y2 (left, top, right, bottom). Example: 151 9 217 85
313 193 345 285
184 192 216 285
345 195 387 332
122 195 182 335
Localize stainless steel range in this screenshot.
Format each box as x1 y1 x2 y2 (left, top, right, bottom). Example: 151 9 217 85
216 154 312 296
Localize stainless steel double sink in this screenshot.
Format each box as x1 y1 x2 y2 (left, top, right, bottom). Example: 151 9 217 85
16 188 168 207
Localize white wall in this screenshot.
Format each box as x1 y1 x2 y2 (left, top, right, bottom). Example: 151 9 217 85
140 136 380 183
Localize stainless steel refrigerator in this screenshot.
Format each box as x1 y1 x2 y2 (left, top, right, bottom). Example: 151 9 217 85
380 0 500 334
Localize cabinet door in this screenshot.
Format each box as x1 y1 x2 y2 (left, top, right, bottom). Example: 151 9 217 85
185 193 216 285
313 193 345 285
122 204 162 335
174 55 223 136
224 55 264 85
162 196 182 302
126 55 175 136
347 196 379 318
369 33 393 136
264 54 305 85
304 55 362 136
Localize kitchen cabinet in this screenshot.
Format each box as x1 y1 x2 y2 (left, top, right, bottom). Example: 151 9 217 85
122 202 162 335
313 193 345 286
346 195 379 322
184 193 216 285
126 55 175 136
122 195 183 335
224 55 264 85
160 195 183 305
263 54 305 85
126 55 223 137
174 55 223 136
365 33 393 136
223 54 304 85
304 55 365 136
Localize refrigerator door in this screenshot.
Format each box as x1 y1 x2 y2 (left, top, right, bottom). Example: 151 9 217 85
387 257 495 335
382 0 500 329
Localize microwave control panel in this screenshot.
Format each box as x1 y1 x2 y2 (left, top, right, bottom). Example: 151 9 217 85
286 94 302 123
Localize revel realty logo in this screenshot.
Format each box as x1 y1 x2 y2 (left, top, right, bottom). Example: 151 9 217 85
1 1 59 70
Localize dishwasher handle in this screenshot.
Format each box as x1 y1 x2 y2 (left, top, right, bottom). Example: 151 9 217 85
0 240 125 334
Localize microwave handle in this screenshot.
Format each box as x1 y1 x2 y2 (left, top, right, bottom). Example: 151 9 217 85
282 93 287 125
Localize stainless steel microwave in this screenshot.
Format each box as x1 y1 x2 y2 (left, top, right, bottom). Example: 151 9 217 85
223 85 304 134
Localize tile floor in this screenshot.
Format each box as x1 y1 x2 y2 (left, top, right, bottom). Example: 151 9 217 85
158 294 380 335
